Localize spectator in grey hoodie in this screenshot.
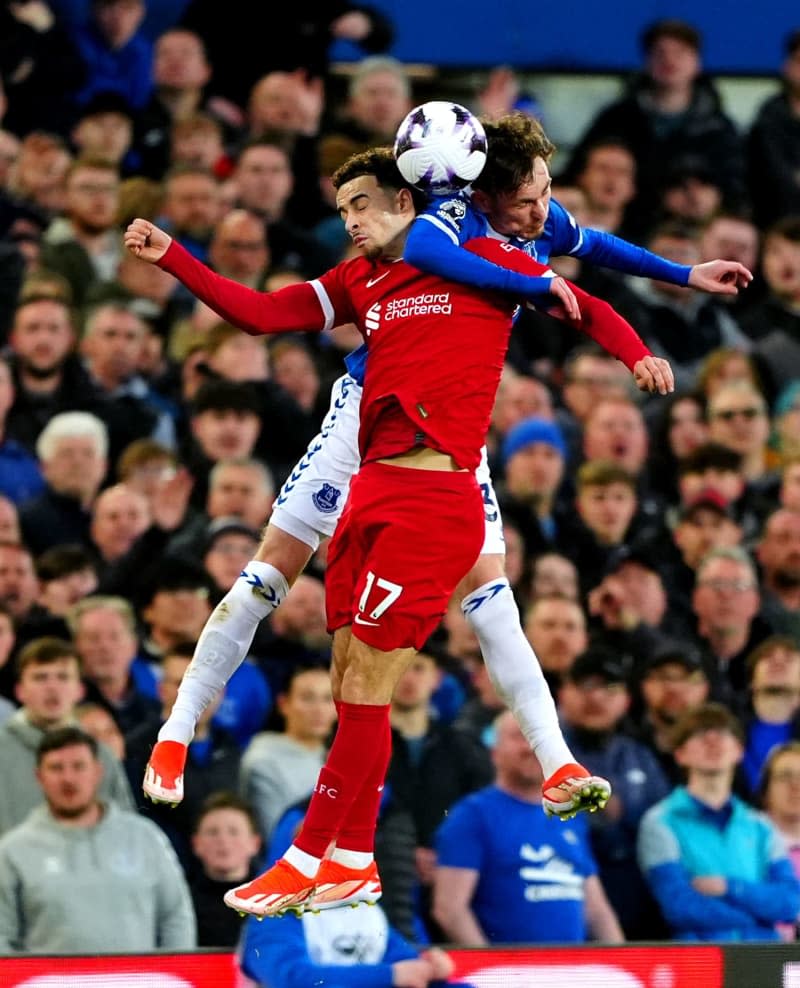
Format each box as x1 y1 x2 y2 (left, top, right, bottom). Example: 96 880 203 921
0 637 132 836
0 726 195 953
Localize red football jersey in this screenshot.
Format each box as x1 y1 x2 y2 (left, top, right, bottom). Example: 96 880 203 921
159 236 650 471
312 237 527 470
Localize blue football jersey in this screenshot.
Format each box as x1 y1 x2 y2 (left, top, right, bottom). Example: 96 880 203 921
420 192 583 264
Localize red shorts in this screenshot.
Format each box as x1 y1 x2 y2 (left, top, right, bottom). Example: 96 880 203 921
325 461 484 651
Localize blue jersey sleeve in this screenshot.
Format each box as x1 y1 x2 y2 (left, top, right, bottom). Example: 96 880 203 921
404 197 556 301
574 227 692 285
343 343 368 385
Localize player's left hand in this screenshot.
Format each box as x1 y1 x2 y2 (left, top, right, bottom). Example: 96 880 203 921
633 355 674 395
547 276 581 322
688 259 753 295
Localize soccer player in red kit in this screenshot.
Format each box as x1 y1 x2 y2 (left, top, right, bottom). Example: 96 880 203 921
124 148 668 918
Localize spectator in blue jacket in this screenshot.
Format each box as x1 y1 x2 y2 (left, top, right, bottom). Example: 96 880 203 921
638 702 800 941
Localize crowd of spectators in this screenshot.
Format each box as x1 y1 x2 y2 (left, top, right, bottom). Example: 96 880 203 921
2 1 800 980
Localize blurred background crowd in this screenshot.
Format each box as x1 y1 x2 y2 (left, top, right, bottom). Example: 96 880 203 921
2 0 800 981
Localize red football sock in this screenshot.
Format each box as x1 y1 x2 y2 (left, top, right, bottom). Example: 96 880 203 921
336 705 392 853
294 701 389 859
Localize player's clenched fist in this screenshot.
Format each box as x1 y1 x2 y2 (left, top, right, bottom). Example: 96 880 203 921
123 219 172 264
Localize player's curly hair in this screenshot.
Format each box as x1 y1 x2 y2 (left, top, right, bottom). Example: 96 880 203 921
472 113 556 197
332 147 428 212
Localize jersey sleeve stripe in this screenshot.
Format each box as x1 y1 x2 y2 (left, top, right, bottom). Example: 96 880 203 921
568 227 585 256
310 279 336 331
419 213 460 246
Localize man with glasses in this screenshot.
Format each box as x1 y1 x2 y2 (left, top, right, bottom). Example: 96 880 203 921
638 703 800 942
558 647 671 938
690 546 771 714
707 381 774 486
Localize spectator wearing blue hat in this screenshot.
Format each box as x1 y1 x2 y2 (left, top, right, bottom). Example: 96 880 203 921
496 416 571 559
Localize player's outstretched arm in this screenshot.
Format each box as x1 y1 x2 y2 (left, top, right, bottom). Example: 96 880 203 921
575 226 753 295
124 218 331 337
688 259 753 295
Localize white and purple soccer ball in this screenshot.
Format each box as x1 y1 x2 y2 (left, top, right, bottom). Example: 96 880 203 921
393 101 487 196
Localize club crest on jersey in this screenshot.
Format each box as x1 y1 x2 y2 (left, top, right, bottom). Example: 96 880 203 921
435 198 467 229
365 302 381 336
312 483 342 514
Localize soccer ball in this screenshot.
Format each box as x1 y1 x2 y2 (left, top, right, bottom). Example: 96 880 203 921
393 101 487 196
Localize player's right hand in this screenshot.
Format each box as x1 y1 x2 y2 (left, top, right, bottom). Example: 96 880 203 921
124 218 171 264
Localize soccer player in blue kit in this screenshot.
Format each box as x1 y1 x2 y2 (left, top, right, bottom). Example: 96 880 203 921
142 114 751 851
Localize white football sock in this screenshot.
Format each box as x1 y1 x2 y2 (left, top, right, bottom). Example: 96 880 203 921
158 561 289 744
285 845 322 878
462 578 574 778
331 847 374 869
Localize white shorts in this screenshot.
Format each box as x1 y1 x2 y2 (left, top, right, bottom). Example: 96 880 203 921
270 373 506 556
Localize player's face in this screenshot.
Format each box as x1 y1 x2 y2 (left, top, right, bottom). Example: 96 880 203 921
480 157 552 241
336 175 414 260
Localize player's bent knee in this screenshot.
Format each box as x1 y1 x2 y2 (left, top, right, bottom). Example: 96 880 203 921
457 553 506 598
341 636 416 704
254 522 315 586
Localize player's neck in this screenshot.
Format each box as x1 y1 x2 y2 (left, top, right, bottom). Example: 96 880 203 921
380 228 409 263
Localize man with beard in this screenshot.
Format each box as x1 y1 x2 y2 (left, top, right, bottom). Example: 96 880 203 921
628 646 710 784
5 295 103 453
757 508 800 640
38 158 124 309
0 726 195 954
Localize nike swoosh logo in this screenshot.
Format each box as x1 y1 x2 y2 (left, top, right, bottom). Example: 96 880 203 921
366 272 389 288
354 613 380 627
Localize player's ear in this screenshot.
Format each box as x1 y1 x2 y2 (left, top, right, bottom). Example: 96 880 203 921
470 188 490 213
396 187 415 214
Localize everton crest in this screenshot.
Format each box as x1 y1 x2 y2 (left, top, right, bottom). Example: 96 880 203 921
312 483 342 514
